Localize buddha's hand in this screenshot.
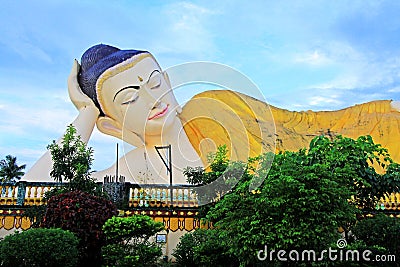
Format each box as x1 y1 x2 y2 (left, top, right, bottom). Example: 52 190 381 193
68 59 99 113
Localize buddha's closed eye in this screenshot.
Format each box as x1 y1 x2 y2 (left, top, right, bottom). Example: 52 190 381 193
121 90 139 105
117 71 163 106
147 70 162 89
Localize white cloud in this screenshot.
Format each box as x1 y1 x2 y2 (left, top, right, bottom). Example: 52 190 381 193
308 95 343 107
294 50 332 66
0 98 125 172
0 92 77 150
388 86 400 93
4 105 74 134
0 147 43 171
14 148 44 159
316 59 398 91
12 42 53 63
301 40 400 94
312 75 361 91
151 2 218 59
357 93 387 103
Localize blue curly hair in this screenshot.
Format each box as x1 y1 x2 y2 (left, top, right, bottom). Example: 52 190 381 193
78 44 147 115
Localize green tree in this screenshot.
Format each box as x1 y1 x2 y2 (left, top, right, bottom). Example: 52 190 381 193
352 214 400 256
184 144 246 217
306 135 400 210
102 215 164 267
38 124 117 266
25 124 103 229
172 229 239 267
186 136 400 266
205 150 355 265
305 135 400 239
47 124 100 194
0 154 26 183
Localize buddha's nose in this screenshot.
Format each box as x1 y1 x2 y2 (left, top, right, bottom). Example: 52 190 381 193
140 84 159 107
151 101 162 110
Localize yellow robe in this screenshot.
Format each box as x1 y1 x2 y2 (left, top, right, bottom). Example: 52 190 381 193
180 90 400 164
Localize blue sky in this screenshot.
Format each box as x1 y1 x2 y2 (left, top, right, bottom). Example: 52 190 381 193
1 0 400 173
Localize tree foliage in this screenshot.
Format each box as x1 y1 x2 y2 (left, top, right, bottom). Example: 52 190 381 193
0 154 26 183
184 144 247 214
102 215 164 267
185 145 230 186
0 228 79 267
306 135 399 210
47 124 97 193
181 135 400 266
352 214 400 256
25 124 104 231
172 229 238 267
184 145 233 204
42 190 118 266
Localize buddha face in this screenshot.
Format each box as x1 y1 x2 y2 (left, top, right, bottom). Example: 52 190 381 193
97 55 179 143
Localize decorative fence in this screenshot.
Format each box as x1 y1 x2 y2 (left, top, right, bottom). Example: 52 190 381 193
0 181 201 209
0 181 398 232
1 181 400 210
0 181 209 232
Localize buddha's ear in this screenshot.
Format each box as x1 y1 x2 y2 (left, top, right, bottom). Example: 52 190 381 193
163 71 182 114
97 116 145 147
97 117 123 140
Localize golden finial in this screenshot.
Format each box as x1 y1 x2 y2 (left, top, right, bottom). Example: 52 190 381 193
138 76 143 82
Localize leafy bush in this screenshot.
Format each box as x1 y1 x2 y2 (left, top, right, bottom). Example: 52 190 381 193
102 215 164 267
102 243 162 267
103 215 165 243
0 228 79 267
42 190 117 266
339 240 388 267
172 231 196 266
172 229 238 267
352 214 400 255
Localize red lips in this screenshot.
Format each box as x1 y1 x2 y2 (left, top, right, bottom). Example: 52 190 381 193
148 105 169 120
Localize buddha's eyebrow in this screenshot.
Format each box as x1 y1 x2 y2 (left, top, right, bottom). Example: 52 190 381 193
147 69 161 82
113 85 140 102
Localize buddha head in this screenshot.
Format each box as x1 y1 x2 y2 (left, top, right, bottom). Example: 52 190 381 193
78 44 181 145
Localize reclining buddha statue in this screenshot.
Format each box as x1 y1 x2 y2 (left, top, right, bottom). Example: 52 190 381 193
23 44 400 183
